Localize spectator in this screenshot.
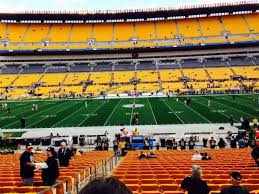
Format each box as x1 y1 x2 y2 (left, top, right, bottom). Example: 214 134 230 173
251 145 259 167
119 139 126 156
33 147 59 186
19 143 35 186
103 139 109 151
202 137 208 148
113 138 119 155
209 137 216 149
181 165 210 194
96 136 102 151
229 115 234 126
172 139 178 150
243 117 250 130
144 138 150 150
188 137 195 150
148 151 157 159
240 116 244 129
218 138 226 148
166 138 172 150
238 137 246 148
138 151 147 159
79 177 132 194
58 142 71 167
230 136 237 148
192 150 202 160
179 138 186 150
220 172 249 194
132 128 139 136
253 117 258 128
156 143 160 150
201 152 212 160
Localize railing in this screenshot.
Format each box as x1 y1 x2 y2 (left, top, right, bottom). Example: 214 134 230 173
37 153 118 194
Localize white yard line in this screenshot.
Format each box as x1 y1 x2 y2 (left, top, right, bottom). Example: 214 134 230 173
147 98 158 125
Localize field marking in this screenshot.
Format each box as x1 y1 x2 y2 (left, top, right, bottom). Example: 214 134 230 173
147 98 158 125
0 102 39 117
2 101 70 129
103 99 122 126
160 98 184 124
129 98 136 125
193 98 239 122
221 97 258 114
177 100 212 123
77 101 108 127
26 102 80 128
51 101 95 128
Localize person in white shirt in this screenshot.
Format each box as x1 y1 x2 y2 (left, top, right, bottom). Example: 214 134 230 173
192 150 202 160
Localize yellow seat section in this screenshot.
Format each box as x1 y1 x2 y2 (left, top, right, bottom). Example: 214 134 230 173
7 88 29 98
0 74 18 87
160 69 182 82
61 86 83 94
245 13 259 33
183 69 208 80
7 24 28 42
199 17 222 36
221 15 249 34
162 82 185 91
188 81 209 90
156 20 177 40
24 24 49 42
94 23 113 42
113 43 134 49
136 71 158 82
49 24 71 42
114 23 134 41
90 72 111 84
41 73 66 86
232 66 259 79
12 74 41 87
113 71 134 83
177 19 200 38
203 37 228 44
135 22 155 40
0 23 6 39
87 85 109 95
137 83 160 92
207 67 233 80
70 24 93 42
35 86 59 96
65 73 88 85
109 84 134 94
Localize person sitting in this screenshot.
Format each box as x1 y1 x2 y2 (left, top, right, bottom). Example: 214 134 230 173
138 151 147 159
251 144 259 167
220 172 249 194
201 152 212 160
230 136 237 148
132 128 139 136
218 138 226 148
192 150 202 160
79 177 132 194
238 137 246 148
148 151 157 159
181 165 210 194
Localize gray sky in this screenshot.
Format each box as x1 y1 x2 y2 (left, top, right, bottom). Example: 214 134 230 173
0 0 245 12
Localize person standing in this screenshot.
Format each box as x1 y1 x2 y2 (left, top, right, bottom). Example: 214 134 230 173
220 172 249 194
172 139 178 150
181 165 210 194
179 138 186 150
188 137 195 150
58 142 71 167
218 138 226 148
20 143 35 186
33 147 59 186
209 137 216 149
20 117 26 128
251 145 259 167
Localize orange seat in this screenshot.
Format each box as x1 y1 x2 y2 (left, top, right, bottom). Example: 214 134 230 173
160 184 179 191
141 184 160 191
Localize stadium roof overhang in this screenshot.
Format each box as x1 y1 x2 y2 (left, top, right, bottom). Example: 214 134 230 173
0 1 258 22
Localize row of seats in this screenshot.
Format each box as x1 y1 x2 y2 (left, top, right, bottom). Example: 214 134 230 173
0 13 258 51
0 151 114 194
112 148 259 194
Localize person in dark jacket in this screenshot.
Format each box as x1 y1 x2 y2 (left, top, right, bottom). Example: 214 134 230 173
188 137 195 150
218 138 226 148
181 165 210 194
220 172 249 194
20 143 35 186
251 145 259 167
179 138 186 150
58 142 71 167
33 147 59 186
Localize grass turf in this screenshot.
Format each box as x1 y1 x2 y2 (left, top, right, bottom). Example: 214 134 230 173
0 94 258 129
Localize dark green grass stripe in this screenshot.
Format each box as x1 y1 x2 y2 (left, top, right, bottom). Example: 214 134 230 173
179 97 229 123
197 97 240 122
104 99 131 126
220 95 258 110
79 99 120 127
53 100 96 127
28 102 84 128
4 102 69 128
166 98 209 124
0 101 67 129
160 98 184 123
148 98 182 124
204 96 259 117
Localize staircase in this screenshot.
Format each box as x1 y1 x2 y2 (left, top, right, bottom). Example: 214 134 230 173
154 21 158 47
10 68 24 87
241 14 255 40
178 61 185 77
67 24 74 49
226 61 237 76
19 24 31 48
155 61 163 91
196 18 205 44
202 62 212 80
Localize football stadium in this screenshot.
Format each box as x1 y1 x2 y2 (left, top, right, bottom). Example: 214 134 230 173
0 0 259 194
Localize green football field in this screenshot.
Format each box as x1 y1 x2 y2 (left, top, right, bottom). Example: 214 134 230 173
0 94 258 129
